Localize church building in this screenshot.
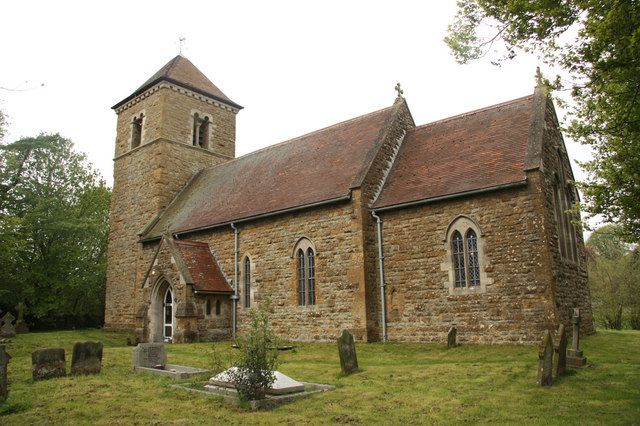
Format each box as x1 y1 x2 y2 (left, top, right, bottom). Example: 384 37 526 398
104 55 594 344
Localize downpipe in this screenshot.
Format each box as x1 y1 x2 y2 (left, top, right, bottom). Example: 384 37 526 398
230 223 239 340
371 211 387 342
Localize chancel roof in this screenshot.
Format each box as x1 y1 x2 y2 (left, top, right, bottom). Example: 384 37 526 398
142 103 398 239
113 55 241 110
373 95 535 209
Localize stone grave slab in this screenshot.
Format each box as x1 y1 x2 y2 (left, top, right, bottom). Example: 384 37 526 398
337 330 359 374
447 326 457 348
131 343 209 379
567 308 587 368
0 313 16 339
206 368 305 395
537 330 553 387
71 341 103 375
15 303 29 334
32 348 66 381
0 345 11 403
553 324 568 377
131 342 166 369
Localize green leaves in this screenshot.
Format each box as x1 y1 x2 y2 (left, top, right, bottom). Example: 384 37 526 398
447 0 640 242
0 134 110 328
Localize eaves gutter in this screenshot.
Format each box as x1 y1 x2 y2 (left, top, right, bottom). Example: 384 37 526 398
193 290 235 296
139 193 352 243
373 180 528 213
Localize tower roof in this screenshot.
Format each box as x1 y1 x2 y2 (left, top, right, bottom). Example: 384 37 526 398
112 55 242 110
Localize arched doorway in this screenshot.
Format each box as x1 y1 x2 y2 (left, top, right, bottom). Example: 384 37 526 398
163 287 173 342
149 278 174 343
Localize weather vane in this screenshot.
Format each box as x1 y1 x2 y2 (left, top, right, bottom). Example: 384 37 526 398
178 37 186 55
395 82 404 98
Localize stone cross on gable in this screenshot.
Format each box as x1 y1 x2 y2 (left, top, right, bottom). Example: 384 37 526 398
178 37 186 55
395 82 404 98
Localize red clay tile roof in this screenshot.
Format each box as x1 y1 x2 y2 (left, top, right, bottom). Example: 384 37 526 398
373 95 534 209
113 55 241 110
143 105 397 239
173 240 233 294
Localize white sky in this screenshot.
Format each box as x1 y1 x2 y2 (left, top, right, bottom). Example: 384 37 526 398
1 1 592 197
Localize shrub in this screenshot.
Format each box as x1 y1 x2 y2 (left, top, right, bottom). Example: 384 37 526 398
227 298 278 401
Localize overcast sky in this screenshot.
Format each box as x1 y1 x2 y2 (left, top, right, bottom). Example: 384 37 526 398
1 1 592 194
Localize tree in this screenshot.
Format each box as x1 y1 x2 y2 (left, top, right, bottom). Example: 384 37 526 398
586 224 640 329
0 107 7 142
445 1 640 242
0 134 110 328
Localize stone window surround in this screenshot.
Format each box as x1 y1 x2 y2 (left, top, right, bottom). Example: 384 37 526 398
129 110 146 150
441 215 491 295
189 109 215 150
291 237 317 307
240 254 255 309
203 297 222 318
552 149 580 265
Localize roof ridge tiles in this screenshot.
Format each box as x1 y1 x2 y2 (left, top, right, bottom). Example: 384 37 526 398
412 94 534 131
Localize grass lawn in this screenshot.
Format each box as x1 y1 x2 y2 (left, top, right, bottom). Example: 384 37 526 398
1 329 639 425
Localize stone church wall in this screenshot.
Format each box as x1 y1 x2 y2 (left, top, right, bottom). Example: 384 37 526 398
105 86 235 330
379 175 557 344
537 98 594 334
177 199 371 342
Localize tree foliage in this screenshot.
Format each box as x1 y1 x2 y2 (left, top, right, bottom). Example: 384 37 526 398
586 224 640 329
446 0 640 242
0 133 110 329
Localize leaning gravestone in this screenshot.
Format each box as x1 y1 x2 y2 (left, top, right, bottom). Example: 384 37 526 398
537 330 553 386
32 348 66 381
567 308 587 368
553 324 568 377
0 313 16 339
1 345 11 403
15 303 29 334
337 330 359 374
447 326 457 348
71 341 103 375
132 342 166 369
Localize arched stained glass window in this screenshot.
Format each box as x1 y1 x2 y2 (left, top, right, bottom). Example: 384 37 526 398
466 230 480 286
206 299 212 316
307 248 315 305
243 257 251 308
215 299 221 316
452 231 466 288
298 249 306 306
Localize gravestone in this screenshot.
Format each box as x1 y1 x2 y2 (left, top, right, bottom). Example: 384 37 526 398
32 348 66 380
337 330 359 374
132 342 166 369
567 308 587 368
0 313 16 339
15 303 29 334
553 324 568 377
71 341 103 375
447 326 457 348
537 330 553 386
0 345 11 403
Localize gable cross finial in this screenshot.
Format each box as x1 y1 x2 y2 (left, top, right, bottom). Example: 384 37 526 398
178 37 186 55
535 66 544 87
395 82 404 98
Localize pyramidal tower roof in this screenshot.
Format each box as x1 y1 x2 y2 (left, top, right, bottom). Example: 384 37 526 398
112 55 242 110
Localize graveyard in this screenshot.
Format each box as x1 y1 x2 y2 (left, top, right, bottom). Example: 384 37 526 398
0 328 638 424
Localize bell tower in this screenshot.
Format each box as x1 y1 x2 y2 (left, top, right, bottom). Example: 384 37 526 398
104 55 242 330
